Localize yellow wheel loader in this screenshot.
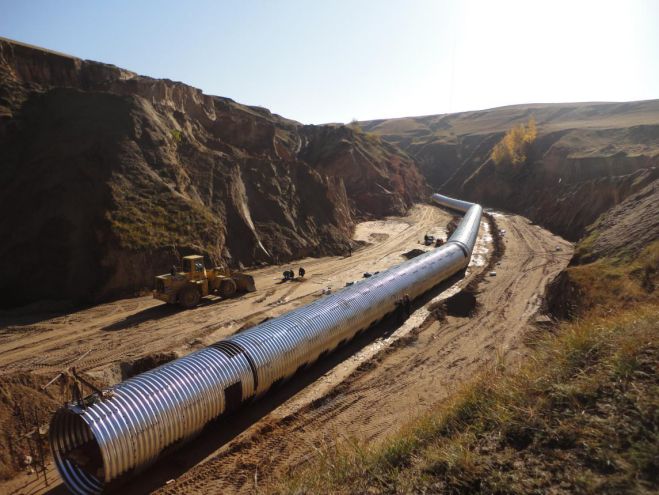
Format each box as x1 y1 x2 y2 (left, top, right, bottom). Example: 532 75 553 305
153 255 256 309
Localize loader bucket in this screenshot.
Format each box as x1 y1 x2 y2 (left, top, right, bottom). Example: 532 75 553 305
233 273 256 292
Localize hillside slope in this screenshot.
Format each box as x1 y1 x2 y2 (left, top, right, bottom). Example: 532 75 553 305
362 102 659 240
269 143 659 495
548 176 659 319
0 38 428 306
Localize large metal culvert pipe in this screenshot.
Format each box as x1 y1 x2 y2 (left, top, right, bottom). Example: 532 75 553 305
50 194 483 494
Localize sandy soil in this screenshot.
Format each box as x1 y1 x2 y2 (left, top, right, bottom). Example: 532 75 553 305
0 205 572 495
0 206 448 380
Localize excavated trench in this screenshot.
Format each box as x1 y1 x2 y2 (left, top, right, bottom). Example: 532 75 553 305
0 203 577 495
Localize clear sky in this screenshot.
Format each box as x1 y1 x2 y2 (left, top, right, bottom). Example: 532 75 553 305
1 0 658 124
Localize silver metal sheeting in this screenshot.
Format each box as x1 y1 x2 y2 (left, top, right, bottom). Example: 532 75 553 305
431 194 482 257
430 193 474 213
50 194 483 494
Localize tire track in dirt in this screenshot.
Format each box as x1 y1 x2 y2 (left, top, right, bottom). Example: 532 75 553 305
0 207 571 495
0 205 450 381
151 212 573 495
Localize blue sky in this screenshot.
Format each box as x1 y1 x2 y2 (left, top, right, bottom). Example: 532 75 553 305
1 0 658 124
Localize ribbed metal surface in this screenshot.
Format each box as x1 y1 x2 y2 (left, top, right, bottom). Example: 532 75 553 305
431 194 482 257
430 194 474 213
50 194 482 494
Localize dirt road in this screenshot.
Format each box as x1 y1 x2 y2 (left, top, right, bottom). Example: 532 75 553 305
0 206 572 495
0 205 450 382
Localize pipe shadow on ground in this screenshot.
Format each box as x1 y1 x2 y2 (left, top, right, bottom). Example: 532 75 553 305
101 294 250 332
45 270 467 495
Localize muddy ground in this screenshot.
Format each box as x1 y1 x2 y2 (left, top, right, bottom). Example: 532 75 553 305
0 204 572 495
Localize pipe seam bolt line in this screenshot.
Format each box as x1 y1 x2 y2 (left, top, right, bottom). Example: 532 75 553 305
49 193 483 494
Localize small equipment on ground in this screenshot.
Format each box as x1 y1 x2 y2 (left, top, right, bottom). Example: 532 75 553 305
153 255 256 309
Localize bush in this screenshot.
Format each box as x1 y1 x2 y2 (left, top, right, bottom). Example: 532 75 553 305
349 118 363 133
491 116 536 169
365 132 380 143
169 129 182 143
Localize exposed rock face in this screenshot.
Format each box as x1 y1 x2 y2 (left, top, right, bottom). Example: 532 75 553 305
0 38 428 306
546 175 659 320
572 177 659 264
298 125 427 218
362 102 659 241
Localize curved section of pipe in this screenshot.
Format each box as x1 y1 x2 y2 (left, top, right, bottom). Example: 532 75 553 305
432 193 482 257
50 195 483 494
430 193 474 213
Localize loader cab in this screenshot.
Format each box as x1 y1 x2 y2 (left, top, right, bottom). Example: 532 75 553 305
182 255 206 281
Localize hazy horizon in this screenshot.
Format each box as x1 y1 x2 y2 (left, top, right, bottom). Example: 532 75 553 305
2 0 658 124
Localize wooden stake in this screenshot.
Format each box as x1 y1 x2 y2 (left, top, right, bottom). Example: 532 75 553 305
34 405 48 486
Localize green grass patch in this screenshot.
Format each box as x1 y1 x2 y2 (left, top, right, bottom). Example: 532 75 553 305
574 230 600 260
105 181 220 251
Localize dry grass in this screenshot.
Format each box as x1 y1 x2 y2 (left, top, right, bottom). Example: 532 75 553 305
566 241 659 317
265 234 659 495
105 182 220 251
267 306 659 494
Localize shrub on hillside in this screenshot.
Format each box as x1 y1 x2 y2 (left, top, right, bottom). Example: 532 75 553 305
491 116 536 170
349 118 364 133
365 132 381 143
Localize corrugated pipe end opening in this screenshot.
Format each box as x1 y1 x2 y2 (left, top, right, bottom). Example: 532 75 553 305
50 407 107 495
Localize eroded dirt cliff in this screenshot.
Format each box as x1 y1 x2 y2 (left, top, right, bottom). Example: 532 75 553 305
362 102 659 241
0 38 428 306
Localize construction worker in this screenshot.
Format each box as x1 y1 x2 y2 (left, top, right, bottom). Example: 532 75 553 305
395 297 404 324
299 267 305 278
403 293 411 318
348 244 353 257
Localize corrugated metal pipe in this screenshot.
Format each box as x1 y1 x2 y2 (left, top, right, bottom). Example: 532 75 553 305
50 194 482 494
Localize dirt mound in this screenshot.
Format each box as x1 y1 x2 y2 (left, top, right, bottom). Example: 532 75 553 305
443 289 478 317
0 38 429 307
402 248 426 259
0 373 60 480
125 352 178 378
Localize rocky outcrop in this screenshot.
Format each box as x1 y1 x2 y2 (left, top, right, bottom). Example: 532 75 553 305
362 102 659 241
298 125 428 218
0 38 428 306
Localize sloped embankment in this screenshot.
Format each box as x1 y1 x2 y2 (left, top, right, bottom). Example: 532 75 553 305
270 308 659 494
269 188 659 494
361 102 659 241
547 176 659 319
0 38 429 306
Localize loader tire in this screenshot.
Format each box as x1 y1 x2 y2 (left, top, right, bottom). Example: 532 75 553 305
179 288 201 309
219 278 237 298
